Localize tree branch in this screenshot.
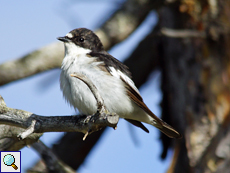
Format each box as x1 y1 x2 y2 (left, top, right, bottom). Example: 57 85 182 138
0 42 64 86
0 73 119 151
96 0 163 49
28 141 76 173
161 27 206 38
18 120 37 140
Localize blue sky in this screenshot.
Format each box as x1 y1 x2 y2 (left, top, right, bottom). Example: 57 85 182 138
0 1 172 172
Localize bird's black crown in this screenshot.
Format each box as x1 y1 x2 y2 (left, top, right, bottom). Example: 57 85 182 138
67 28 104 52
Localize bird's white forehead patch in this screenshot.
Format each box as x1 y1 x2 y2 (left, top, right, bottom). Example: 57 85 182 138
66 32 73 38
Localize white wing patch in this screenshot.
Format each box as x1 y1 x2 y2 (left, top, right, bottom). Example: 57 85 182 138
109 67 140 95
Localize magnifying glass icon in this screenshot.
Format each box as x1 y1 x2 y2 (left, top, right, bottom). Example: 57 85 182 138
3 154 18 170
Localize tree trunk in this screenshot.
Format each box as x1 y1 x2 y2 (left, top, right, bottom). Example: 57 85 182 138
157 0 230 172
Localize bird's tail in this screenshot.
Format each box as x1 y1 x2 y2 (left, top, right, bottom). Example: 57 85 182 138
157 119 182 139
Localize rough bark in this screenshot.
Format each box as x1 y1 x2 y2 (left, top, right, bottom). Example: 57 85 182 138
157 0 230 172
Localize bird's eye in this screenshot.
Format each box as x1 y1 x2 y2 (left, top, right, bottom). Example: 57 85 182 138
79 37 84 42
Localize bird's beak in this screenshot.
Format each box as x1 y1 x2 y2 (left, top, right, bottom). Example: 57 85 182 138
57 36 70 43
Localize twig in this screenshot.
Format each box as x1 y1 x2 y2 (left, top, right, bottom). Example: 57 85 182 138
161 28 206 38
83 132 89 141
70 73 105 112
18 120 37 139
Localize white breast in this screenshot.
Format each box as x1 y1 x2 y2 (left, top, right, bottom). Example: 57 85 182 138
60 44 134 117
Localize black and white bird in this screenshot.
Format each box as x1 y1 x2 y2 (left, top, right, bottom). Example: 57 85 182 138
57 28 181 138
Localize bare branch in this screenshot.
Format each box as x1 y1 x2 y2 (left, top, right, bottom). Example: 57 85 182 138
161 27 206 38
0 95 43 151
0 73 119 151
0 42 64 86
50 130 106 171
0 100 119 136
0 124 42 151
18 120 36 140
29 141 76 173
83 131 89 141
96 0 162 49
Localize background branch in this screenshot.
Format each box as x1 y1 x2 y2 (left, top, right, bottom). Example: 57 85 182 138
0 0 164 86
28 141 76 173
96 0 164 49
161 28 206 38
0 42 64 86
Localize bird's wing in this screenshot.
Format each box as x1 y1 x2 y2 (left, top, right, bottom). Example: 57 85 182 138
116 70 163 126
91 51 164 126
88 52 151 133
125 119 149 133
120 73 182 138
87 51 132 78
88 52 181 138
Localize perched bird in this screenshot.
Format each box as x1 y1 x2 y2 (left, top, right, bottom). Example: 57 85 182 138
57 28 181 138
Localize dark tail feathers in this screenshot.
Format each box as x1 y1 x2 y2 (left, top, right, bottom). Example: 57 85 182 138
158 120 182 139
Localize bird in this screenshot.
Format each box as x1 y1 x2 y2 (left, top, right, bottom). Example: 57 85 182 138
57 28 181 138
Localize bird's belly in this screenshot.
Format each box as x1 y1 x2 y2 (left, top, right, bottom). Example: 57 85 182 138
60 67 134 117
